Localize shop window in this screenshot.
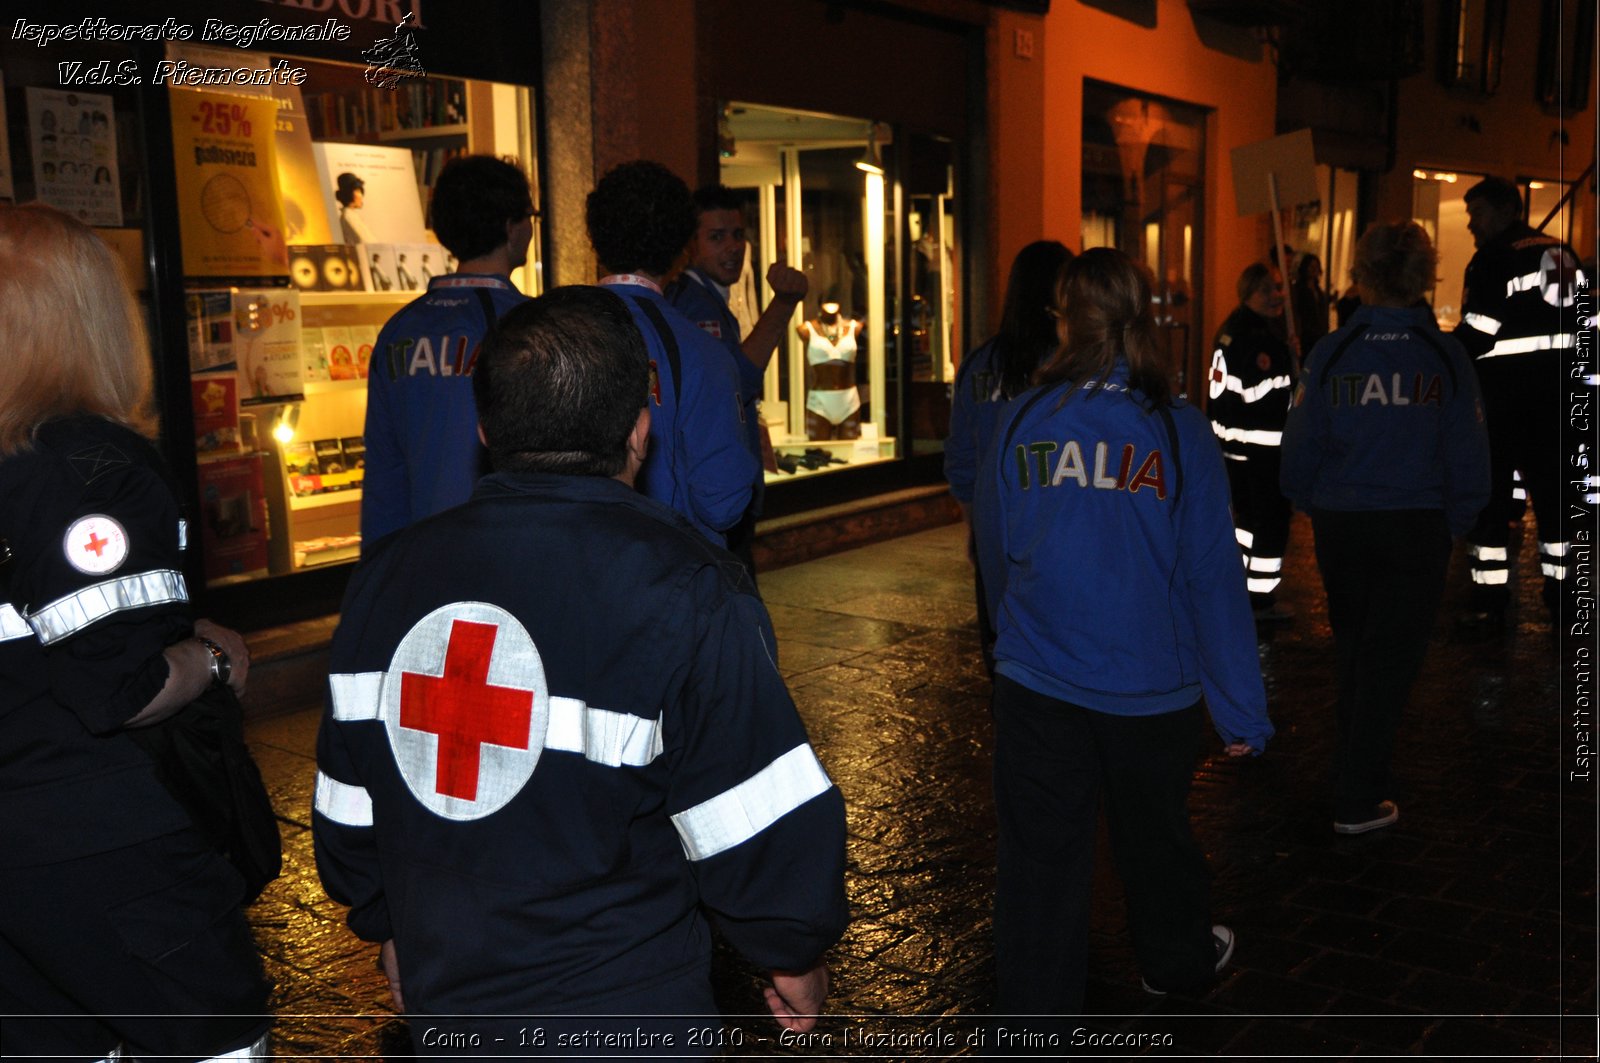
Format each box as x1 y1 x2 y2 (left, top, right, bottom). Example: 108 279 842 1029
1537 0 1595 112
1411 168 1482 327
721 102 960 482
1081 81 1207 398
1411 169 1583 328
164 47 540 587
1438 0 1506 95
1284 165 1362 332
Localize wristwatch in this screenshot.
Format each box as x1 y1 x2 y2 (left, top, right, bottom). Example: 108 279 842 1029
195 636 232 686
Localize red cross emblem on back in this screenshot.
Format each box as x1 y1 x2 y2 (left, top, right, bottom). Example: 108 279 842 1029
400 619 534 801
84 532 109 557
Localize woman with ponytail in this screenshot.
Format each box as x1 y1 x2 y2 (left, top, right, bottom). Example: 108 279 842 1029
973 247 1273 1017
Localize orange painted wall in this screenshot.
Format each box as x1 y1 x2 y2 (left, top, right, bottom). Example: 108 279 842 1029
1030 0 1279 341
982 8 1049 338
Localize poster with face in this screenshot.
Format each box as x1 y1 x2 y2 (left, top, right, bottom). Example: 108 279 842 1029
26 88 121 225
312 141 427 246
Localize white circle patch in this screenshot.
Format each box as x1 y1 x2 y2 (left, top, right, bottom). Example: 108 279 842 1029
63 515 129 575
1208 349 1228 401
381 601 549 821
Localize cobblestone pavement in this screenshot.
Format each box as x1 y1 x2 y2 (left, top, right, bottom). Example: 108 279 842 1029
243 516 1597 1059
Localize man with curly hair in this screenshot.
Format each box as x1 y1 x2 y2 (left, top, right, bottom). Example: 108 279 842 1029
586 161 757 545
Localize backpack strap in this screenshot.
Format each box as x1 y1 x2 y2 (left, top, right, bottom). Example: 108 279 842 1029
632 296 683 405
1409 326 1460 393
1154 404 1184 506
472 288 498 333
1317 326 1368 387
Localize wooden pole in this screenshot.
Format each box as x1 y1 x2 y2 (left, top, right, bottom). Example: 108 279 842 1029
1267 170 1301 373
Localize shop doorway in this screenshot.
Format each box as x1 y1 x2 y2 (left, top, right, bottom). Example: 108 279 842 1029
1081 80 1207 398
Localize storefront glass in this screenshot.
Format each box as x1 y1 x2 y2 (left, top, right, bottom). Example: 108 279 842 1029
165 52 540 587
720 102 959 484
1081 80 1207 397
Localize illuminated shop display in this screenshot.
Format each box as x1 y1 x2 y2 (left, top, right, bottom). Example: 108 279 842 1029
166 51 541 586
720 102 960 482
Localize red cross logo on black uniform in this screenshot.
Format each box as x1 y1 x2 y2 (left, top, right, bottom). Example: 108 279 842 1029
83 532 109 557
400 619 534 801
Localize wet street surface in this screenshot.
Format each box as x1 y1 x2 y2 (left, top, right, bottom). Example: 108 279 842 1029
242 516 1596 1059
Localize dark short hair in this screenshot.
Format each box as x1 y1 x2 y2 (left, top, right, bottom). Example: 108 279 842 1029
473 286 649 477
429 155 533 261
1236 261 1274 304
335 172 364 207
690 183 743 220
585 161 695 275
1464 175 1522 214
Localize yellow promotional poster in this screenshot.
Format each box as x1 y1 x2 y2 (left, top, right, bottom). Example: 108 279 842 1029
164 44 334 246
170 89 289 278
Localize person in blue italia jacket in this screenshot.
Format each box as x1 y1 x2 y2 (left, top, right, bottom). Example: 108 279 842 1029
667 184 809 580
1281 221 1490 836
973 247 1273 1018
945 240 1071 671
586 161 757 546
360 155 534 552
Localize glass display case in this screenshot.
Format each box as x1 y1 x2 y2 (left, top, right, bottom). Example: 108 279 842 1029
719 102 960 483
165 52 541 588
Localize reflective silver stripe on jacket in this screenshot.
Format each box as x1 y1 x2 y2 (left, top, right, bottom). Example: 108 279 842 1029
25 569 188 645
1481 333 1576 358
1 603 30 642
670 744 833 861
314 772 374 827
329 672 663 767
1220 372 1293 403
1210 423 1284 447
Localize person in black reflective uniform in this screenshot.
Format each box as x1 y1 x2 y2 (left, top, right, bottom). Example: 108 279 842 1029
1451 176 1589 634
1208 263 1297 620
0 205 270 1062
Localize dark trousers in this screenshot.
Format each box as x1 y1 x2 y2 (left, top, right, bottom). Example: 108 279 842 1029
1467 354 1563 614
0 829 271 1061
1311 508 1451 822
992 676 1214 1015
1225 445 1292 603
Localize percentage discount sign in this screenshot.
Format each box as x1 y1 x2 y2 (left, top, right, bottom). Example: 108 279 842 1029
195 101 253 138
269 299 296 323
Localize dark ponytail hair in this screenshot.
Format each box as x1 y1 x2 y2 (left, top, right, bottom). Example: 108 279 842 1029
1035 246 1170 407
994 240 1073 398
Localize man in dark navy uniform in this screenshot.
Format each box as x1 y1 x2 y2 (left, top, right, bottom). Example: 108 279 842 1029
667 184 808 578
314 285 847 1058
1452 176 1588 635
